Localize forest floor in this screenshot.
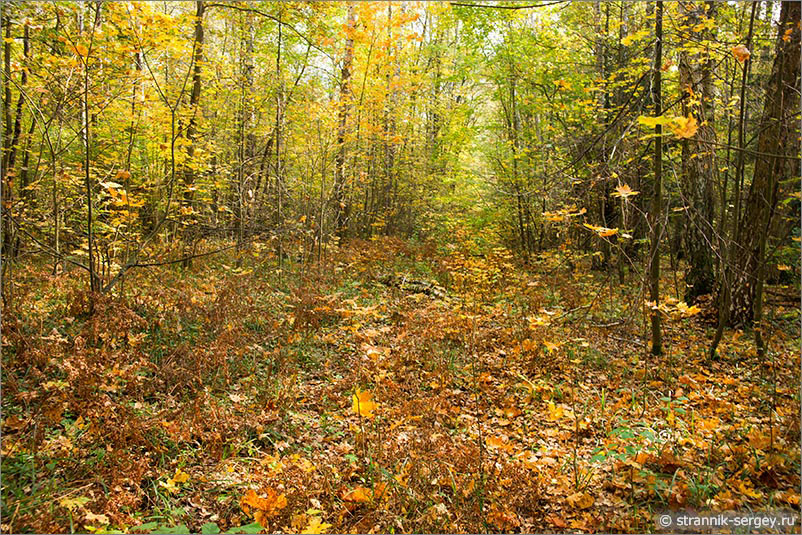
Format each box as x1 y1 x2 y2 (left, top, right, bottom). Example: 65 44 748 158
2 233 800 534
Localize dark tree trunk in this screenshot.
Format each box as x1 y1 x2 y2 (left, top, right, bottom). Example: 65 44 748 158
648 0 663 356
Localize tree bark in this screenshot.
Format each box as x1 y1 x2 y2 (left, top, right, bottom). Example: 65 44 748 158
182 0 204 267
729 0 800 328
334 2 356 238
648 1 663 356
678 1 716 302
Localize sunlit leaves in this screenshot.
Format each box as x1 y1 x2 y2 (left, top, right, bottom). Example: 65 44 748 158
621 28 650 46
547 401 564 421
542 207 586 223
637 115 674 128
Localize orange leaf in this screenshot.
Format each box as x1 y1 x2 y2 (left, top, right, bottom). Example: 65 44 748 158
732 44 751 64
241 488 287 527
342 486 371 503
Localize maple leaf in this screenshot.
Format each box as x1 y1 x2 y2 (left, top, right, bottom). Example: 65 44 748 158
731 44 751 64
611 183 639 199
241 488 287 527
671 115 699 139
351 388 378 418
302 517 332 534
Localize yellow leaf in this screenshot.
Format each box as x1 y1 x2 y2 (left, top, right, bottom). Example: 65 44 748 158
637 115 674 128
159 479 179 494
486 435 514 452
352 388 378 418
74 44 89 57
543 340 560 353
59 496 90 511
671 115 699 139
583 223 618 238
172 468 190 484
547 402 564 421
731 44 751 64
302 517 332 534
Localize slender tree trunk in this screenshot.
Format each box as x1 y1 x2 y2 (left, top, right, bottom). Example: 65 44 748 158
182 0 204 267
334 2 356 238
81 5 100 294
275 8 284 266
710 2 757 358
2 16 13 264
648 1 663 356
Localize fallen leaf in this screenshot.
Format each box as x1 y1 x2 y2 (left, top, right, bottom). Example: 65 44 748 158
352 388 378 418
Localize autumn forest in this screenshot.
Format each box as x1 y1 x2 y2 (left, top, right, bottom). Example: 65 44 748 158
1 1 800 533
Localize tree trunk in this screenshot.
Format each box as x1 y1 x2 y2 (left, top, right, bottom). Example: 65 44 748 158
729 0 800 327
678 1 716 302
334 2 356 238
182 0 204 267
648 1 664 356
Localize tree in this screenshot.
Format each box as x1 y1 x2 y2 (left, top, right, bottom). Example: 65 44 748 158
729 0 800 331
648 0 664 356
678 0 716 302
334 2 356 237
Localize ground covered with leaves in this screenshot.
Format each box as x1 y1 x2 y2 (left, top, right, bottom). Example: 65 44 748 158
2 235 800 534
